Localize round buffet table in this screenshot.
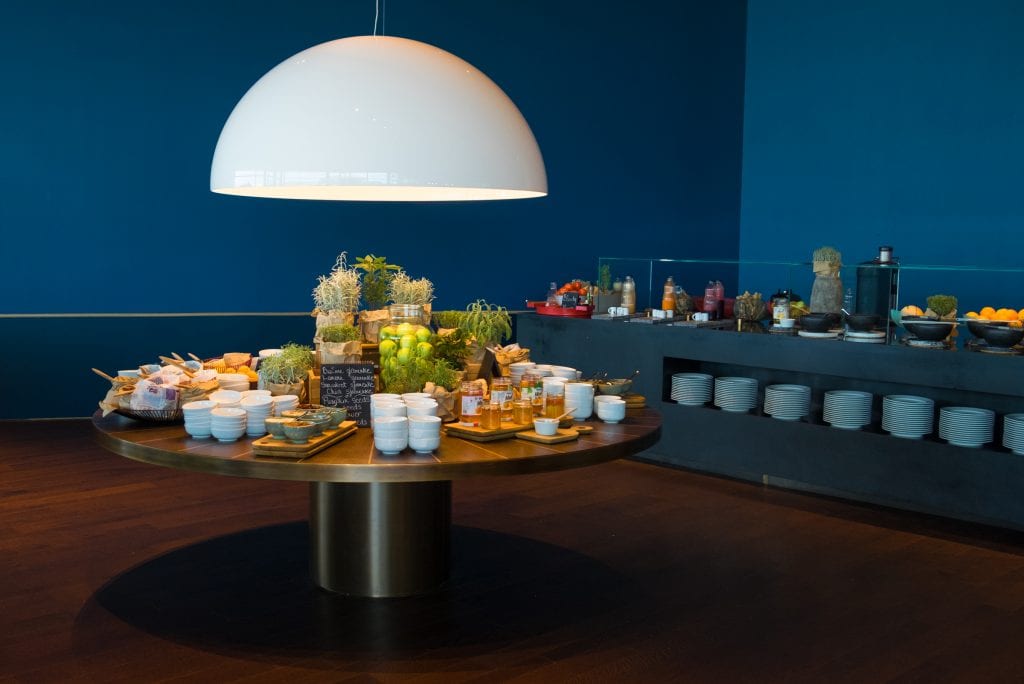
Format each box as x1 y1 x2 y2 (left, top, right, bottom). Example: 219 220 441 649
93 409 661 597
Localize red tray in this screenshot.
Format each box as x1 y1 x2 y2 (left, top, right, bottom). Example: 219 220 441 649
528 301 594 318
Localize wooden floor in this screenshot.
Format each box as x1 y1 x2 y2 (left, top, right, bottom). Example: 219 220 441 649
4 421 1024 683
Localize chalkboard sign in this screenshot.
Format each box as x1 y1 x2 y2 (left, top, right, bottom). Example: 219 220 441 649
560 292 581 308
319 363 375 427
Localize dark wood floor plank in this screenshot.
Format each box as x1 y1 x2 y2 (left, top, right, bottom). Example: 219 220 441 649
4 419 1024 682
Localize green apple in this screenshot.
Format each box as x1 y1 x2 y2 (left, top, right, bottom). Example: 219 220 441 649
379 325 398 340
385 356 398 372
379 339 398 358
397 348 412 365
399 334 416 349
416 341 433 359
396 322 414 337
415 326 431 343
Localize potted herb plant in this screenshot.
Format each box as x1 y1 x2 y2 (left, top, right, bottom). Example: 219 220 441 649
459 299 513 377
317 324 362 365
312 251 361 333
595 264 621 311
354 254 400 342
387 270 435 326
258 343 314 398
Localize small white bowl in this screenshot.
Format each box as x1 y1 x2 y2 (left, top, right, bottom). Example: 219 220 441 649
408 435 440 454
596 399 626 423
779 318 796 328
533 417 559 436
374 435 409 454
373 416 409 434
182 400 216 412
210 390 242 405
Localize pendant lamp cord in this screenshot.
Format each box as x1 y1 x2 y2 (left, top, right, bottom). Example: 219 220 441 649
373 0 385 36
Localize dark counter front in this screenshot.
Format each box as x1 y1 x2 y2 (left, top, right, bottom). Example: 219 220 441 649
517 314 1024 530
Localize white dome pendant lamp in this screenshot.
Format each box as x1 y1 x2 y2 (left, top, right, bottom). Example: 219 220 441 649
210 32 547 201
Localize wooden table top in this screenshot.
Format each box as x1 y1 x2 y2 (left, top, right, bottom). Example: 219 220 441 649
92 410 661 483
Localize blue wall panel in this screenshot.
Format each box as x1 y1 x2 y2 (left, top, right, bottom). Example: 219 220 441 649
739 1 1024 312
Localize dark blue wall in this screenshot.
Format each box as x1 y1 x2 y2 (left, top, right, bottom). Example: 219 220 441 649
1 0 747 314
738 1 1024 312
1 1 747 417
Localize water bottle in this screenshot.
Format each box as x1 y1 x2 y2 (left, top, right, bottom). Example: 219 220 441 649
546 282 559 306
621 276 636 314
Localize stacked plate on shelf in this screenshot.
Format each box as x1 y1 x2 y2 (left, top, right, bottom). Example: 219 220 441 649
671 372 713 406
882 395 934 439
509 362 536 386
713 376 759 413
823 390 873 430
1002 414 1024 455
763 384 811 421
938 407 995 448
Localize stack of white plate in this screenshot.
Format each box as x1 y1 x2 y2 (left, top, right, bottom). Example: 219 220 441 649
216 373 251 392
1002 414 1024 455
823 390 873 430
240 395 273 437
550 365 579 379
209 389 242 409
182 400 216 439
764 384 811 421
271 394 299 416
938 407 995 448
509 362 536 386
882 395 934 439
714 376 759 413
671 373 713 406
531 365 555 378
564 382 595 420
210 407 247 442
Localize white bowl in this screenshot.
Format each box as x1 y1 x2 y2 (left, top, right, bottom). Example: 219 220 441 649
211 407 246 418
374 435 408 454
210 390 243 405
240 389 272 399
210 425 246 442
533 417 559 436
596 399 626 423
182 400 216 412
406 402 438 418
408 435 440 453
241 395 273 409
408 415 442 429
373 416 409 434
401 393 432 402
550 366 577 379
184 423 212 438
371 393 402 403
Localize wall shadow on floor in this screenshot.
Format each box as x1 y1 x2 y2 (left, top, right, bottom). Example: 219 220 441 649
74 522 640 670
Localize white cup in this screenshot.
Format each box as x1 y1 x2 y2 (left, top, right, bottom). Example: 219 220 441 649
779 318 796 328
596 399 626 423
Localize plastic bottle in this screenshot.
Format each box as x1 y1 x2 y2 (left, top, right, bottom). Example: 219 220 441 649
621 276 636 314
661 277 676 312
546 282 560 306
703 281 718 319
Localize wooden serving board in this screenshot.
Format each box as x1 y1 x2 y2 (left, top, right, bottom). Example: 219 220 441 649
251 421 357 459
516 428 580 444
444 421 533 442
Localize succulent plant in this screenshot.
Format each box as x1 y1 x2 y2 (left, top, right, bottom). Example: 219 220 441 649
813 246 842 264
927 294 958 318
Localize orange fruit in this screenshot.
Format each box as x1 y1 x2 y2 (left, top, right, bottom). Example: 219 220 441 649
965 311 980 319
996 308 1018 321
900 305 924 316
980 306 997 318
1010 320 1023 328
1018 308 1024 320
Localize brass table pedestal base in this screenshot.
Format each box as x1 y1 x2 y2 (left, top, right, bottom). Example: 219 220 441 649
309 481 452 597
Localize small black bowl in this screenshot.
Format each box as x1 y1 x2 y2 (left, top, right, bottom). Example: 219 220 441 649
978 324 1024 348
845 312 880 332
966 319 1008 338
902 319 955 341
800 313 838 333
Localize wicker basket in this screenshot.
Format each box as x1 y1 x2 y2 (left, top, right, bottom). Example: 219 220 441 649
114 407 184 424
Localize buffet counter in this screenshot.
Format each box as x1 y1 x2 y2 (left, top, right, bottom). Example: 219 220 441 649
516 314 1024 530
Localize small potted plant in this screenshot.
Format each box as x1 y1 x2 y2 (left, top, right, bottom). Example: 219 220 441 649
258 343 314 398
595 264 621 311
317 324 362 365
313 252 361 333
459 299 513 377
387 270 435 326
354 254 401 342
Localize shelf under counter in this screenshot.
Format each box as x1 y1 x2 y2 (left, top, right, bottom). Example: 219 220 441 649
516 313 1024 531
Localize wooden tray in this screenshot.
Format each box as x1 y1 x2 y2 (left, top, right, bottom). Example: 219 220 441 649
251 421 357 459
516 428 580 444
444 421 533 442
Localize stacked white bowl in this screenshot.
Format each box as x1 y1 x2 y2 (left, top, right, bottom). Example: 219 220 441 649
371 398 407 428
595 397 626 423
1002 414 1024 455
209 389 242 409
764 384 811 421
531 365 555 378
401 392 432 403
182 400 216 439
373 416 408 454
210 407 247 442
938 407 995 448
671 372 713 406
882 395 934 439
408 415 442 453
714 377 759 413
216 373 250 392
564 382 595 420
240 395 273 437
823 390 873 430
510 362 536 386
406 399 439 418
240 389 272 400
550 365 579 380
271 394 299 416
